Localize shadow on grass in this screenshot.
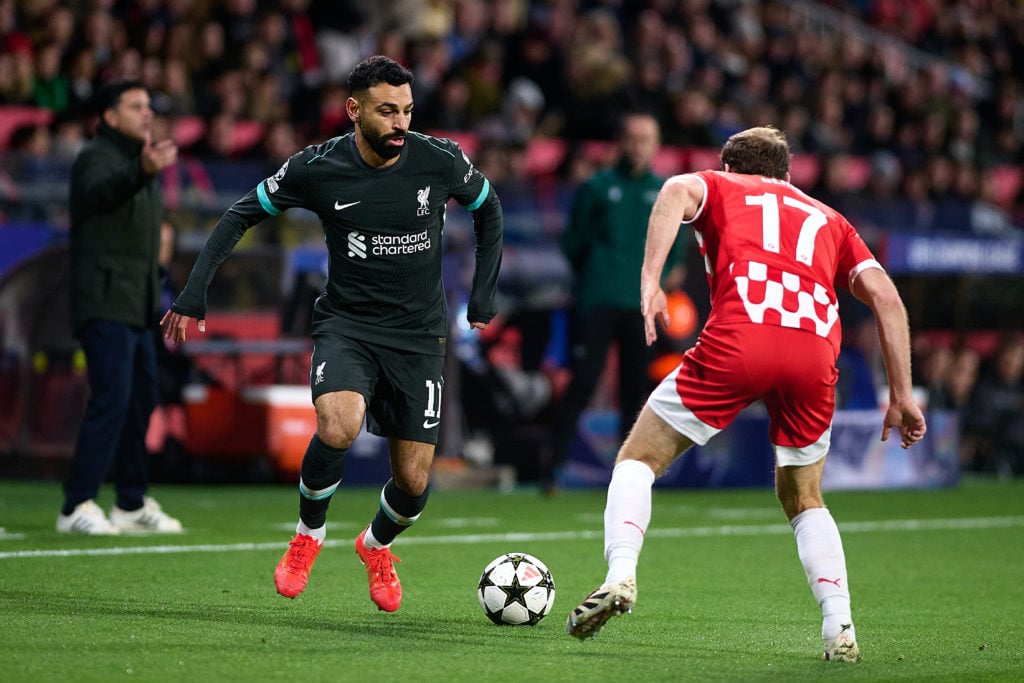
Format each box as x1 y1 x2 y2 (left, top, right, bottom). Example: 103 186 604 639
2 588 621 653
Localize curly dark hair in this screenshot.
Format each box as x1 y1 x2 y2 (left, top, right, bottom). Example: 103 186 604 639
720 126 791 179
347 55 414 95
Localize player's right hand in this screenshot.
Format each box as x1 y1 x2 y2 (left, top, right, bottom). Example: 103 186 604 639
160 309 205 344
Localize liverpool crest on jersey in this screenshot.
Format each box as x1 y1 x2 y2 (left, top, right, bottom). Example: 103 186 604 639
417 185 431 216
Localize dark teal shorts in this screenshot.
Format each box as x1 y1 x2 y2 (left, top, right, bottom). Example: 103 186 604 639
310 332 445 444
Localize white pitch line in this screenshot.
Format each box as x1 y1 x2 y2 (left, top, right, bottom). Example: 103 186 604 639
1 516 1022 560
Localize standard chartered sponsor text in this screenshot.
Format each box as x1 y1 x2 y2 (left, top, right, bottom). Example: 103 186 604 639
372 231 431 255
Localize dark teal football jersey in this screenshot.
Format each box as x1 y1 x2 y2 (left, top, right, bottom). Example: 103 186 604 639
172 132 503 355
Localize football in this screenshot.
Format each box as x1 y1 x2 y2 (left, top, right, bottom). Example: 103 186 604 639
477 552 556 626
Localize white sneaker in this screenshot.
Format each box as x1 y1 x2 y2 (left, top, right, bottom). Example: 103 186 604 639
110 496 183 533
56 500 121 535
566 576 637 640
823 624 861 663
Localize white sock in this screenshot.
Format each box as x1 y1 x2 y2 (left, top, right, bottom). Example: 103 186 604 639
296 520 325 543
362 525 388 549
791 507 854 640
603 459 656 584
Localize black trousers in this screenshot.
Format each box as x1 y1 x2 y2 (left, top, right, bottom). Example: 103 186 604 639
63 320 157 511
543 307 653 482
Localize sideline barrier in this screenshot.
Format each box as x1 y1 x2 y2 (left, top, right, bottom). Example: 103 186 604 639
559 406 960 491
182 383 391 484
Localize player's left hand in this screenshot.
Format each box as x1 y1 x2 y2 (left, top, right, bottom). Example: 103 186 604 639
469 321 487 331
881 398 927 449
160 309 205 344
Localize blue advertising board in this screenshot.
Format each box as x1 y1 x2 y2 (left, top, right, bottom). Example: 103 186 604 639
559 405 960 491
884 234 1023 275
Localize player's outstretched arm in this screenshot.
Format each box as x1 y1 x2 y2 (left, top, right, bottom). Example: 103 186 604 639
166 191 268 342
467 186 503 327
850 267 927 448
641 175 703 345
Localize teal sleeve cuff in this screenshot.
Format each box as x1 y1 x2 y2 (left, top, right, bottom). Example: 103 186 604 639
464 179 490 212
256 182 281 216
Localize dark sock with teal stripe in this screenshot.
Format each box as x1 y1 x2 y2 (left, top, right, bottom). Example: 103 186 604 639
370 478 429 545
298 434 348 529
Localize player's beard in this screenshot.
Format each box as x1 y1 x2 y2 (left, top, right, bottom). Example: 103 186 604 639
360 122 405 160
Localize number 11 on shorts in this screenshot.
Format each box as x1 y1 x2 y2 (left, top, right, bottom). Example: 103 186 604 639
423 379 442 429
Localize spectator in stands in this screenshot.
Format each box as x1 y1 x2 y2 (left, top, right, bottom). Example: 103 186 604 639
663 87 718 148
186 111 243 160
963 334 1024 476
835 304 881 410
64 46 97 117
561 8 632 141
779 105 812 153
841 151 905 237
626 54 670 124
247 70 289 123
541 111 687 494
50 112 86 160
0 44 33 104
917 343 954 408
460 38 506 127
161 57 195 117
501 18 567 136
929 156 973 232
897 169 938 233
408 36 453 114
7 121 50 162
3 121 52 220
193 20 229 87
30 41 67 113
812 154 860 219
969 168 1018 237
41 4 76 56
475 76 545 148
946 346 980 413
315 82 349 137
59 79 182 535
852 104 896 156
922 344 979 468
806 94 848 155
420 71 469 131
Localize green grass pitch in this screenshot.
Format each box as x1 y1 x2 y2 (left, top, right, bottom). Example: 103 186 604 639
1 476 1022 682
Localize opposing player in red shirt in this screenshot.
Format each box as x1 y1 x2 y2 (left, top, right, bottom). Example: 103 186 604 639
566 127 927 663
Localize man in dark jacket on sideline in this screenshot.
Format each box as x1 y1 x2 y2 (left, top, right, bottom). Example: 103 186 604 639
59 79 182 535
540 112 687 493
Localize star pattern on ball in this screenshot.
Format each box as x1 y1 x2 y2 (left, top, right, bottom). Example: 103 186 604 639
499 574 531 608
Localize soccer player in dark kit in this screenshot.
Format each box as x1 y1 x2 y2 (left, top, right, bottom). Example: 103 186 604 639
161 56 503 612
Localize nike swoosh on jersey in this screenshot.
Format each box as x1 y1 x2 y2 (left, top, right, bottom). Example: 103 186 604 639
423 419 440 429
334 200 361 211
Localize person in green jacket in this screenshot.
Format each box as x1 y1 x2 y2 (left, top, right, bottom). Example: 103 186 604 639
541 112 687 493
58 79 182 535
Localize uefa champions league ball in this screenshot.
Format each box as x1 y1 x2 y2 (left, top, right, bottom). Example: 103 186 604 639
477 552 556 626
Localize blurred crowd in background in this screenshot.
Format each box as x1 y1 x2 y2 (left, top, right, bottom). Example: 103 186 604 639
1 0 1023 235
0 0 1021 476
